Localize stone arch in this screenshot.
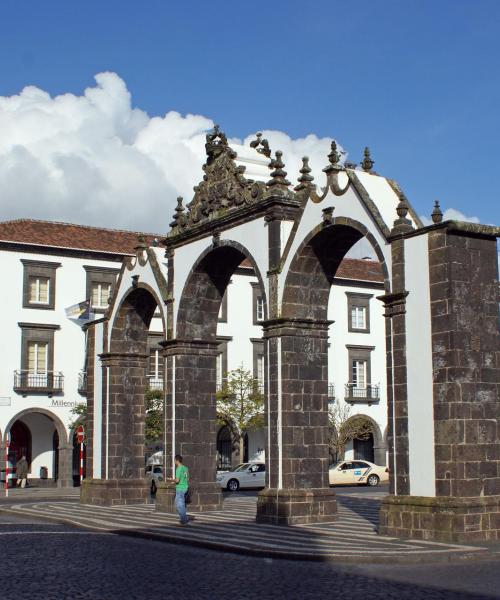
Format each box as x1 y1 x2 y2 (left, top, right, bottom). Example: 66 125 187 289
4 408 72 487
167 240 267 512
103 284 164 496
110 283 166 354
176 239 267 340
282 218 390 318
345 413 385 463
4 407 68 446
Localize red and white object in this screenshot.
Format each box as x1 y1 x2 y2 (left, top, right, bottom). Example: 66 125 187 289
4 432 10 497
75 425 85 484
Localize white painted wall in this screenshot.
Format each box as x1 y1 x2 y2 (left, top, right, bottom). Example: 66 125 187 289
0 247 124 454
405 233 436 496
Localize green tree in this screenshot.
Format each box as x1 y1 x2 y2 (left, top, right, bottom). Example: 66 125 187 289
69 402 87 431
145 388 163 443
328 399 373 463
216 366 264 461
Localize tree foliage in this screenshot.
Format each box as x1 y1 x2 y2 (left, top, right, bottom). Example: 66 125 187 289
328 400 373 463
69 402 87 432
145 388 163 443
216 366 264 459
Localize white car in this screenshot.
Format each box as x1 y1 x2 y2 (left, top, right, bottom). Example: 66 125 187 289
329 460 389 487
216 462 266 491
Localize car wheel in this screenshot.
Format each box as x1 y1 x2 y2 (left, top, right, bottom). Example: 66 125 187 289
367 474 379 487
227 479 239 492
151 481 157 495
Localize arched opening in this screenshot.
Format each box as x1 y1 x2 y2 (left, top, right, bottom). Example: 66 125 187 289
10 420 32 469
173 241 267 510
106 284 165 487
276 219 390 496
216 425 232 470
6 410 69 486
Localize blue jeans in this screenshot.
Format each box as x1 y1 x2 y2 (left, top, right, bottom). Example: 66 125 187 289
175 490 188 524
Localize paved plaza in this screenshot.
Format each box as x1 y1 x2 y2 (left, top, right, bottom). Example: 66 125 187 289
0 515 499 600
1 489 493 563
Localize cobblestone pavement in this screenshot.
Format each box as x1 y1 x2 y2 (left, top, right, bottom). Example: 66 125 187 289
3 493 487 562
0 517 499 600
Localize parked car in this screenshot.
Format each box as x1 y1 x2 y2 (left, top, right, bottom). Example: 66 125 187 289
329 460 389 487
216 462 265 491
145 464 164 494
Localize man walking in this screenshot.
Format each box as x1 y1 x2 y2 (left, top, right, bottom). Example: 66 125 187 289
15 455 28 488
173 454 189 525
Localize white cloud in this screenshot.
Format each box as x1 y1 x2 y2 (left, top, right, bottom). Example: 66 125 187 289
0 72 342 233
420 208 480 227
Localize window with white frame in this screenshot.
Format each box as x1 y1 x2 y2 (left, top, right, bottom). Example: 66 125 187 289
257 354 264 390
84 266 119 313
256 296 264 322
28 341 48 374
346 292 372 333
91 282 112 309
22 260 60 310
216 353 223 390
351 305 366 330
351 359 367 389
28 276 50 304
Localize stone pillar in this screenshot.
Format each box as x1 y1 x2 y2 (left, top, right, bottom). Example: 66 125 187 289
81 351 149 506
256 318 337 525
158 339 223 512
57 444 73 488
380 224 500 542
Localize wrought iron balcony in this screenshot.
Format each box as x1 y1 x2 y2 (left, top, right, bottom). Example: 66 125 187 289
344 383 380 404
78 371 87 395
328 383 335 399
14 370 64 395
147 376 164 391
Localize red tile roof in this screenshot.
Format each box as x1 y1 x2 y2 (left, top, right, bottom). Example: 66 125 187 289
0 219 384 283
335 258 384 283
0 219 160 256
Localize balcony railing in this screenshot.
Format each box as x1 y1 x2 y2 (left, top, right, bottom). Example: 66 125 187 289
344 383 380 403
14 370 64 395
328 383 335 399
78 371 87 395
147 376 164 391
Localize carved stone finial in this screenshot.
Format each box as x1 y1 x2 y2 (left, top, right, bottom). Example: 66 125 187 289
267 150 291 188
323 140 343 174
249 132 271 158
294 156 314 191
135 235 148 250
361 147 374 172
391 198 414 235
205 125 232 165
322 206 335 223
169 196 185 229
431 200 443 224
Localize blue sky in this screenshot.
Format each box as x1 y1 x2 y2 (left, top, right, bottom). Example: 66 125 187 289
0 0 499 227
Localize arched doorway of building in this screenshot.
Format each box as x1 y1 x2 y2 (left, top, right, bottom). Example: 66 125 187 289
5 410 70 487
216 425 232 470
174 241 267 510
10 420 32 477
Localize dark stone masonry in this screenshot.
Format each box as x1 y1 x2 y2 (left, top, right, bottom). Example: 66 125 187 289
82 127 499 540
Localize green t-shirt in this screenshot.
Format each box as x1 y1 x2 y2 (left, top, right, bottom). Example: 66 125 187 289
175 464 189 492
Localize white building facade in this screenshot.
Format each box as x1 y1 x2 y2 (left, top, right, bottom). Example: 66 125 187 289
0 218 387 487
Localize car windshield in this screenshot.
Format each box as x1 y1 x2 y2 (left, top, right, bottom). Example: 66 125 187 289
230 464 250 472
330 462 341 469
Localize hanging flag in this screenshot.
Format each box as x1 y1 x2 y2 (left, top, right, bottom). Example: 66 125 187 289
65 299 94 323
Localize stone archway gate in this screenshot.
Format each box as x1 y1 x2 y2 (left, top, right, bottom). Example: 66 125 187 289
82 127 500 543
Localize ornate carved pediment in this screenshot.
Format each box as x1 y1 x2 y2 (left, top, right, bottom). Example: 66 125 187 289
169 126 267 233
